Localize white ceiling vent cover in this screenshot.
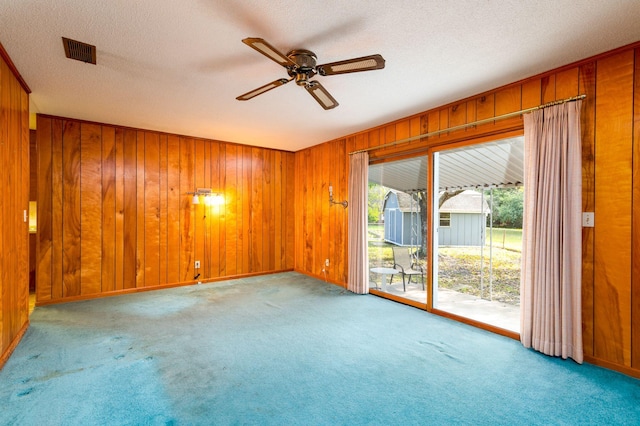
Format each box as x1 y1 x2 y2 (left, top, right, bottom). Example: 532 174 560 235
62 37 96 64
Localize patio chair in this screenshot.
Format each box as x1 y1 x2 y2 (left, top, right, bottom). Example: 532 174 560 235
390 246 425 291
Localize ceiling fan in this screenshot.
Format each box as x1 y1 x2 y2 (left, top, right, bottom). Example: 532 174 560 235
236 37 385 110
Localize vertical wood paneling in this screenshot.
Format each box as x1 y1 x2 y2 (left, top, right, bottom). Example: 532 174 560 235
328 141 337 281
541 75 556 103
158 134 168 285
0 56 29 366
242 146 251 274
336 140 347 282
80 123 102 295
251 148 263 271
476 94 495 120
319 145 329 276
36 117 52 302
51 120 63 300
144 132 160 287
555 67 579 99
410 117 421 138
166 134 181 283
225 144 238 275
521 79 542 109
136 132 145 287
396 120 410 141
285 151 295 269
19 90 29 326
179 137 194 282
194 139 205 278
122 130 137 289
632 49 640 368
211 142 222 277
449 103 467 129
494 86 521 115
274 151 283 270
593 51 634 366
62 121 81 297
263 150 274 271
580 62 597 356
101 126 116 293
114 128 125 291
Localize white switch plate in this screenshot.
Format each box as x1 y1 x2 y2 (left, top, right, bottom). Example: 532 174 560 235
582 212 594 228
195 260 201 269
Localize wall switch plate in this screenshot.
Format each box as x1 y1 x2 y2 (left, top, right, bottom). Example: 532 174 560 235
325 259 330 267
195 260 201 269
582 212 594 228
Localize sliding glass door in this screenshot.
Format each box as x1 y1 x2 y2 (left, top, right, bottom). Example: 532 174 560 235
368 156 427 305
432 136 524 332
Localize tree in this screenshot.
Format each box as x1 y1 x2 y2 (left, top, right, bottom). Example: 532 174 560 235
411 189 465 257
484 187 523 228
368 183 387 223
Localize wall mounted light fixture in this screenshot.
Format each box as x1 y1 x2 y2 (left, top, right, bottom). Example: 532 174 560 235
329 184 348 208
188 188 224 206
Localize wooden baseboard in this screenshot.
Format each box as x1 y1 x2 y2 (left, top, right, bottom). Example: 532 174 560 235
0 320 29 370
36 269 295 307
294 269 347 288
583 354 640 379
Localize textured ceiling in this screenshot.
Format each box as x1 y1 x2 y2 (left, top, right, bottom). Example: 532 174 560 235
1 1 639 151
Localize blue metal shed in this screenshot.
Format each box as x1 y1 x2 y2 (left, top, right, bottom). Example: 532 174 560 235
383 190 422 247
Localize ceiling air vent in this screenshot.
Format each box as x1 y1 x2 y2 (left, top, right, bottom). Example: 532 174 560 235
62 37 96 64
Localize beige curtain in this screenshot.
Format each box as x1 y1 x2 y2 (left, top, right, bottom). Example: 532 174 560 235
347 152 369 294
521 100 583 363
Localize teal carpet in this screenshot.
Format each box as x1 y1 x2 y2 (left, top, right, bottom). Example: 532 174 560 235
1 272 639 425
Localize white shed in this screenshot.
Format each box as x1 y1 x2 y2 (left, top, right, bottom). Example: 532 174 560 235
438 190 490 246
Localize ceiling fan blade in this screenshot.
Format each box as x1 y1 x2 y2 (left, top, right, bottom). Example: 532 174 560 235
305 81 339 110
236 78 292 101
242 37 296 68
317 54 385 76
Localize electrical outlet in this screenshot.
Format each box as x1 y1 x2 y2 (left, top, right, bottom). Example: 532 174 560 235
325 258 330 267
195 260 201 269
582 212 594 228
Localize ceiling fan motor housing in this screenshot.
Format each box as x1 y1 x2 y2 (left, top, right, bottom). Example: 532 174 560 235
287 49 317 85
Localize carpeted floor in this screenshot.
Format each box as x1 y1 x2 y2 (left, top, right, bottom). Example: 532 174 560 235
1 272 639 425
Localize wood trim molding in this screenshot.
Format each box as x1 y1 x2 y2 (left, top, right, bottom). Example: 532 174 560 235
0 41 31 94
583 354 640 380
0 321 29 370
431 308 520 341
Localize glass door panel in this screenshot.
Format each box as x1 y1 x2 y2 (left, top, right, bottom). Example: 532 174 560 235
432 137 524 332
368 156 427 304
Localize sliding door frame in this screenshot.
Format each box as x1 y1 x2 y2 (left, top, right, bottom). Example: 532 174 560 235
367 129 523 340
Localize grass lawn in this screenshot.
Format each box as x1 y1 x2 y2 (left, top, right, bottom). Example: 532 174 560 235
368 224 522 305
437 247 521 305
485 228 522 252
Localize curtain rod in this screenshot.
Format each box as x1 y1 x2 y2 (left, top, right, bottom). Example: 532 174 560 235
349 94 586 155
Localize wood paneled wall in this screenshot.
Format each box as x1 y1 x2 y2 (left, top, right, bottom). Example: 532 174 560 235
294 42 640 378
36 116 295 303
294 140 349 283
0 46 30 368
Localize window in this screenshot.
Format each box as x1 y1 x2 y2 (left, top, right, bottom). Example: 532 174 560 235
439 212 451 227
